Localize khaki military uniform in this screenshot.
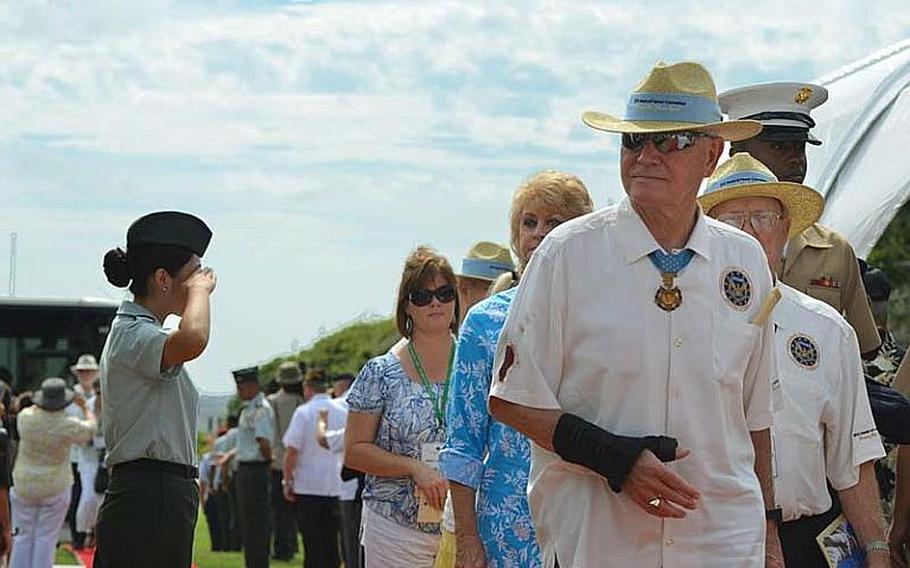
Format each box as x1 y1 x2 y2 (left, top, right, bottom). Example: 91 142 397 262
781 223 881 355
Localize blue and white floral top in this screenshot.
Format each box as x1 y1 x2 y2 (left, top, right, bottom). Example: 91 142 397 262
440 288 541 568
347 350 446 534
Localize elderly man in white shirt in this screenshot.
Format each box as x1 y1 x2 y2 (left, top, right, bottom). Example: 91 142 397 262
283 370 346 568
700 153 888 568
489 61 784 568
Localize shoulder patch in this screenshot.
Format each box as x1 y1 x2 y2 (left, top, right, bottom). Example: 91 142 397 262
720 267 752 310
788 334 820 370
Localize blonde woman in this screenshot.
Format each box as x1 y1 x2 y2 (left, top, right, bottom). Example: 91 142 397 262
345 246 460 567
440 171 593 568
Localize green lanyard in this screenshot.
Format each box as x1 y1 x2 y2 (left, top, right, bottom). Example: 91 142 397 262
407 339 455 427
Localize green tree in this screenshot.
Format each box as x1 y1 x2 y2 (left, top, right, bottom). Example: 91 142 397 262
869 200 910 345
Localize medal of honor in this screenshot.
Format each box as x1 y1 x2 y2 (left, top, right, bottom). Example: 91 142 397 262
655 272 682 312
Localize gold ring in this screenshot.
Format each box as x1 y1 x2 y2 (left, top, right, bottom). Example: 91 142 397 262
648 497 661 508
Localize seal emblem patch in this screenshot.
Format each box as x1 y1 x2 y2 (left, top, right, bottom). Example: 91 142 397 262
789 334 819 369
721 268 752 310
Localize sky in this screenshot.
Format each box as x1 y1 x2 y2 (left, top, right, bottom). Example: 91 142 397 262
1 1 908 394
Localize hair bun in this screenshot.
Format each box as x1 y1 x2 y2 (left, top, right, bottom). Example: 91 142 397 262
103 247 132 287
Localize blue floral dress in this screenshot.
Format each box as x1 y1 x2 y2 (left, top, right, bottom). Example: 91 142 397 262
440 288 541 568
347 350 446 534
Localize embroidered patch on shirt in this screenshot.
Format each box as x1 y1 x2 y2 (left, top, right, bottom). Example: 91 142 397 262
788 334 820 369
720 268 752 310
498 344 515 382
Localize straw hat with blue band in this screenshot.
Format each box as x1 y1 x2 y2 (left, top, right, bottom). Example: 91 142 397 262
457 241 515 282
582 61 762 141
698 153 824 238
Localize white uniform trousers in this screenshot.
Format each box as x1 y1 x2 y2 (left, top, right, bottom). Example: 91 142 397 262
75 460 100 534
10 486 71 568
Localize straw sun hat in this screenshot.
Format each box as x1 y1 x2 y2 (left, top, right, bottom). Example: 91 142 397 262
582 61 762 142
457 241 515 282
698 153 824 238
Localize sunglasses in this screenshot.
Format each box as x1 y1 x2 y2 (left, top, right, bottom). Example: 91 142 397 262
621 131 712 154
715 211 784 233
409 284 457 307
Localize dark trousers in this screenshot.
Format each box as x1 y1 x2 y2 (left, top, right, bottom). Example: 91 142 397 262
204 490 226 552
779 496 842 568
296 494 340 568
338 499 362 568
93 467 199 568
67 462 86 547
270 469 298 560
227 475 244 550
237 462 272 568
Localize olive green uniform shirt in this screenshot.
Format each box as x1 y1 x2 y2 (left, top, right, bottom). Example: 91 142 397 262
99 301 200 467
267 389 305 471
781 223 881 355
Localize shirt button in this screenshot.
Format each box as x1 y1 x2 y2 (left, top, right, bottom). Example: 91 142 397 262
674 338 683 347
666 538 674 545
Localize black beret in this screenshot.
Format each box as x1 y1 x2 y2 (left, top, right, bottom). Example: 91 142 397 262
127 211 212 257
232 366 260 385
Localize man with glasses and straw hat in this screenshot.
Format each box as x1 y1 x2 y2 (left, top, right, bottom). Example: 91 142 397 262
489 61 784 567
719 82 881 361
700 153 888 568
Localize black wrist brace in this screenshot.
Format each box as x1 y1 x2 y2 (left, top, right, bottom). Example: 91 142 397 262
552 413 678 492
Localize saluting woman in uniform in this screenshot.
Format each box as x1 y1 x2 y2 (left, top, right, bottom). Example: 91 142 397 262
93 211 216 568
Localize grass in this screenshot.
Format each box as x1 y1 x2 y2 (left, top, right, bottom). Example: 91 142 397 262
54 545 80 565
194 508 305 568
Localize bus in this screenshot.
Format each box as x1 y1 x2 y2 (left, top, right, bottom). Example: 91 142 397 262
0 297 119 392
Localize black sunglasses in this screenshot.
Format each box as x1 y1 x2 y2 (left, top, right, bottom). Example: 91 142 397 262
409 284 457 307
621 131 712 154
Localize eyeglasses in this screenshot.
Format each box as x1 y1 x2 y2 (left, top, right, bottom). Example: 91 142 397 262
621 131 713 154
409 284 457 307
715 211 784 233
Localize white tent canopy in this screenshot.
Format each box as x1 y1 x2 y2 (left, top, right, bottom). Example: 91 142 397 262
806 39 910 259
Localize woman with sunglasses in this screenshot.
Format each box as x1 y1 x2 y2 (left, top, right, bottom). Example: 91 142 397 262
345 246 460 567
440 171 593 568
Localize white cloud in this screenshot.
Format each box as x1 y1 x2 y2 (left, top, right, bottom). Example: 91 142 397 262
0 0 907 392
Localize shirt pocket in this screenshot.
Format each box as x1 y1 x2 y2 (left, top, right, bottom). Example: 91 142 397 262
806 284 843 313
712 314 760 392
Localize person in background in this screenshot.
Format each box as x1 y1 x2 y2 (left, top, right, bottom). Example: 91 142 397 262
863 266 904 386
199 433 223 552
0 395 12 560
213 415 241 552
65 353 100 550
11 378 96 568
440 170 593 568
284 369 345 568
720 81 881 359
322 372 361 568
700 153 888 567
95 211 215 568
454 242 515 324
228 368 275 568
267 361 306 561
345 246 459 567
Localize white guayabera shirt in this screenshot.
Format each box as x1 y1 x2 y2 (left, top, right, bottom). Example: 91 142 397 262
490 199 776 568
771 284 884 521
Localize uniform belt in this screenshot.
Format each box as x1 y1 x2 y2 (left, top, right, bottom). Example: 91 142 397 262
238 461 269 467
113 458 199 479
